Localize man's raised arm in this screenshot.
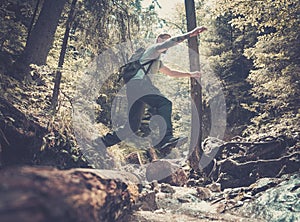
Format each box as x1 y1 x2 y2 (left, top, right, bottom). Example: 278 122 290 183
155 26 207 52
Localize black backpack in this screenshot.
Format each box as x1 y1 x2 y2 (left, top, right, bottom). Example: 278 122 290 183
118 48 154 83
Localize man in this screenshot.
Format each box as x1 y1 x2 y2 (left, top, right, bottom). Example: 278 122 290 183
100 26 207 151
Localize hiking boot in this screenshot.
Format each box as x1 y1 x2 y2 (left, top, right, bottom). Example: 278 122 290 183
94 132 121 148
154 136 188 158
154 135 187 153
154 135 177 149
158 136 188 150
91 137 108 148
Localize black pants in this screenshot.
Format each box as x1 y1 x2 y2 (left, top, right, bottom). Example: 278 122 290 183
103 76 173 147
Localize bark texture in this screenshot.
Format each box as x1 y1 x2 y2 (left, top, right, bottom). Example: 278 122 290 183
0 166 140 222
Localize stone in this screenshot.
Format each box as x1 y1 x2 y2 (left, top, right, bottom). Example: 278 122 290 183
146 160 188 186
196 187 212 200
160 183 175 194
138 191 158 211
126 152 143 165
206 182 222 192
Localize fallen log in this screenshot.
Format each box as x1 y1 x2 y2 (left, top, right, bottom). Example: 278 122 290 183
0 166 140 222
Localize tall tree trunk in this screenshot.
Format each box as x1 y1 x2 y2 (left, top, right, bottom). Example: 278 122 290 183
26 0 41 46
51 0 77 111
15 0 67 80
184 0 204 171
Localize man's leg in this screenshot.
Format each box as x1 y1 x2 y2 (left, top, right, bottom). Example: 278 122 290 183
101 99 145 147
128 100 145 133
140 94 174 147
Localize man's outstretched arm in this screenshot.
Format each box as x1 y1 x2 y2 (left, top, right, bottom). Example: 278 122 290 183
155 26 207 52
160 65 201 78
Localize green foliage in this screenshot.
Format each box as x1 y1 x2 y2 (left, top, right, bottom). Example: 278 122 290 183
198 4 255 139
0 0 36 54
0 66 90 169
213 0 300 138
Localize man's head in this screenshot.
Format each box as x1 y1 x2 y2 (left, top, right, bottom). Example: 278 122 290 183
156 33 171 43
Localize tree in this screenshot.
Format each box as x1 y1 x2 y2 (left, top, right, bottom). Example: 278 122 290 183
184 0 203 171
214 0 300 138
51 0 77 111
165 1 255 140
0 0 36 66
25 0 41 46
14 0 67 80
203 9 256 138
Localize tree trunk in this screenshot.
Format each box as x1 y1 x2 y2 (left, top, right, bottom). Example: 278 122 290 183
0 166 140 222
15 0 67 79
51 0 77 110
184 0 203 171
26 0 41 46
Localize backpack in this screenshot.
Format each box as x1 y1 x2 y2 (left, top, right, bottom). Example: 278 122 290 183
118 48 154 83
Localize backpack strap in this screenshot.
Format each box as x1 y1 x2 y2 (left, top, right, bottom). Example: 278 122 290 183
117 64 127 82
141 60 155 75
117 58 155 82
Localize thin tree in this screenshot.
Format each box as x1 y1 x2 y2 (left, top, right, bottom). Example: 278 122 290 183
51 0 77 111
184 0 203 171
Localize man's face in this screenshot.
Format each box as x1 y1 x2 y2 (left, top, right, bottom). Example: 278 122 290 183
157 36 170 43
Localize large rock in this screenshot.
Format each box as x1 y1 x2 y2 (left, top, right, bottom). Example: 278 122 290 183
236 174 300 221
145 160 188 186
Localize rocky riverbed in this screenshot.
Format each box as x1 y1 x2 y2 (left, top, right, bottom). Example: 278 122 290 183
127 173 299 222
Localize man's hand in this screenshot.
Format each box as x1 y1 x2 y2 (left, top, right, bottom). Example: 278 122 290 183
189 26 207 37
190 71 201 78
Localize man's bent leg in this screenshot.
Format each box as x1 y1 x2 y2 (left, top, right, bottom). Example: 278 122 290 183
141 95 174 147
128 100 145 134
155 97 173 136
101 99 145 147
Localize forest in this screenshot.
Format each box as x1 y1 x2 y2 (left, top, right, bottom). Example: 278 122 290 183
0 0 299 221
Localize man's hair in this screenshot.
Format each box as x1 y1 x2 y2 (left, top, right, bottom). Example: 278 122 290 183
156 33 171 41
